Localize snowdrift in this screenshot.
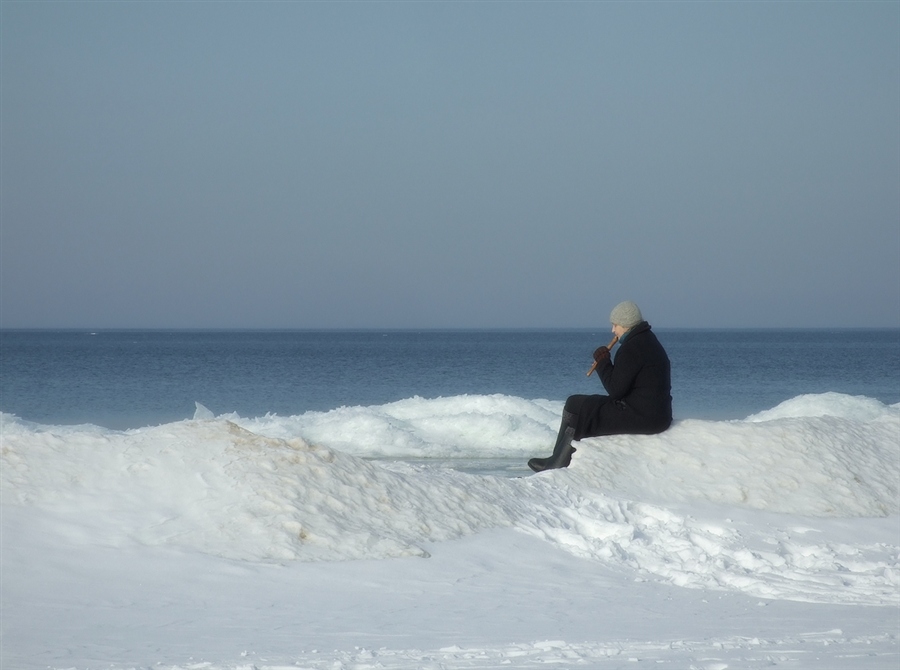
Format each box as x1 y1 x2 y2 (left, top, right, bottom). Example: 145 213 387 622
2 392 898 605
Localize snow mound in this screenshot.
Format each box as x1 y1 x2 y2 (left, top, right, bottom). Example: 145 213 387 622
567 410 899 517
744 391 897 422
218 393 562 458
2 393 898 605
1 417 512 562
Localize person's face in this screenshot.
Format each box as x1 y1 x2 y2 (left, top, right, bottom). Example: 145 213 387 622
611 323 628 338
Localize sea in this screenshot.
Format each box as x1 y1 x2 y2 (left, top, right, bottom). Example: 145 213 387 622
2 328 898 431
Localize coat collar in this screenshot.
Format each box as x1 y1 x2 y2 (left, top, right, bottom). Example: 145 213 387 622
620 321 651 344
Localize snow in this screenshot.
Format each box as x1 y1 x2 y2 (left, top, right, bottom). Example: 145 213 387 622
2 393 898 669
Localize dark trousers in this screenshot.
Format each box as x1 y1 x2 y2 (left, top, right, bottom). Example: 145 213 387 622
564 394 670 440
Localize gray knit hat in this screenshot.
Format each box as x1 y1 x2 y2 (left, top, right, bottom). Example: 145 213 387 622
610 301 643 329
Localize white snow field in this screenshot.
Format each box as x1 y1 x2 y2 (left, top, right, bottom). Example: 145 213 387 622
2 392 898 669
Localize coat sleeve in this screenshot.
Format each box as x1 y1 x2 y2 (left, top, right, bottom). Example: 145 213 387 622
597 344 643 401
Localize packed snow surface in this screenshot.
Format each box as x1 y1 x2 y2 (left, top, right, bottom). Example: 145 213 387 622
2 392 899 668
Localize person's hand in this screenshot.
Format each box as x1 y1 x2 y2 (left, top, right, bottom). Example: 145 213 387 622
592 346 610 363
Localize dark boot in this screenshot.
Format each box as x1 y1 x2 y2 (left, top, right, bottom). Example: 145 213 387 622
528 411 578 472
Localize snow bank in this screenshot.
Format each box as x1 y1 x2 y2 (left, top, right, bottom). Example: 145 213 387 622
224 393 563 458
2 393 898 605
744 391 895 422
0 417 512 562
569 402 899 517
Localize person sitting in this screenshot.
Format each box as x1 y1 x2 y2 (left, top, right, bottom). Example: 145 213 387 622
528 301 673 472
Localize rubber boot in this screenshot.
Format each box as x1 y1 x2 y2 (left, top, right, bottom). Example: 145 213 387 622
528 411 577 473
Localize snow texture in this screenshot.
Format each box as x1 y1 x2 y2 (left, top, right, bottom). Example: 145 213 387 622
2 393 898 669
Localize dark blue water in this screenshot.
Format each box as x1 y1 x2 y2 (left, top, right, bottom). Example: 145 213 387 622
2 329 898 430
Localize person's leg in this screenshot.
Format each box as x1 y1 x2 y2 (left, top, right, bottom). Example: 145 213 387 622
527 395 612 472
527 409 577 472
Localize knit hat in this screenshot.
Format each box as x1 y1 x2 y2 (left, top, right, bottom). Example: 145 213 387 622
610 301 643 329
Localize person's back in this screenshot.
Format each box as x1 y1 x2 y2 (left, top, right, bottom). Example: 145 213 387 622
598 321 672 434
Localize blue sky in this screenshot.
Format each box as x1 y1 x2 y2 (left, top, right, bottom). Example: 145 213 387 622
2 1 898 328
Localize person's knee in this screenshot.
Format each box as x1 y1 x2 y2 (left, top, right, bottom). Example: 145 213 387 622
564 395 584 413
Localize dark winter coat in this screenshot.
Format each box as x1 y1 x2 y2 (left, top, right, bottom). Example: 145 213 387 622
566 321 672 439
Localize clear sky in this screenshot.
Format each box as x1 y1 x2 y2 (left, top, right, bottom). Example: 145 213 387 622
2 1 898 329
